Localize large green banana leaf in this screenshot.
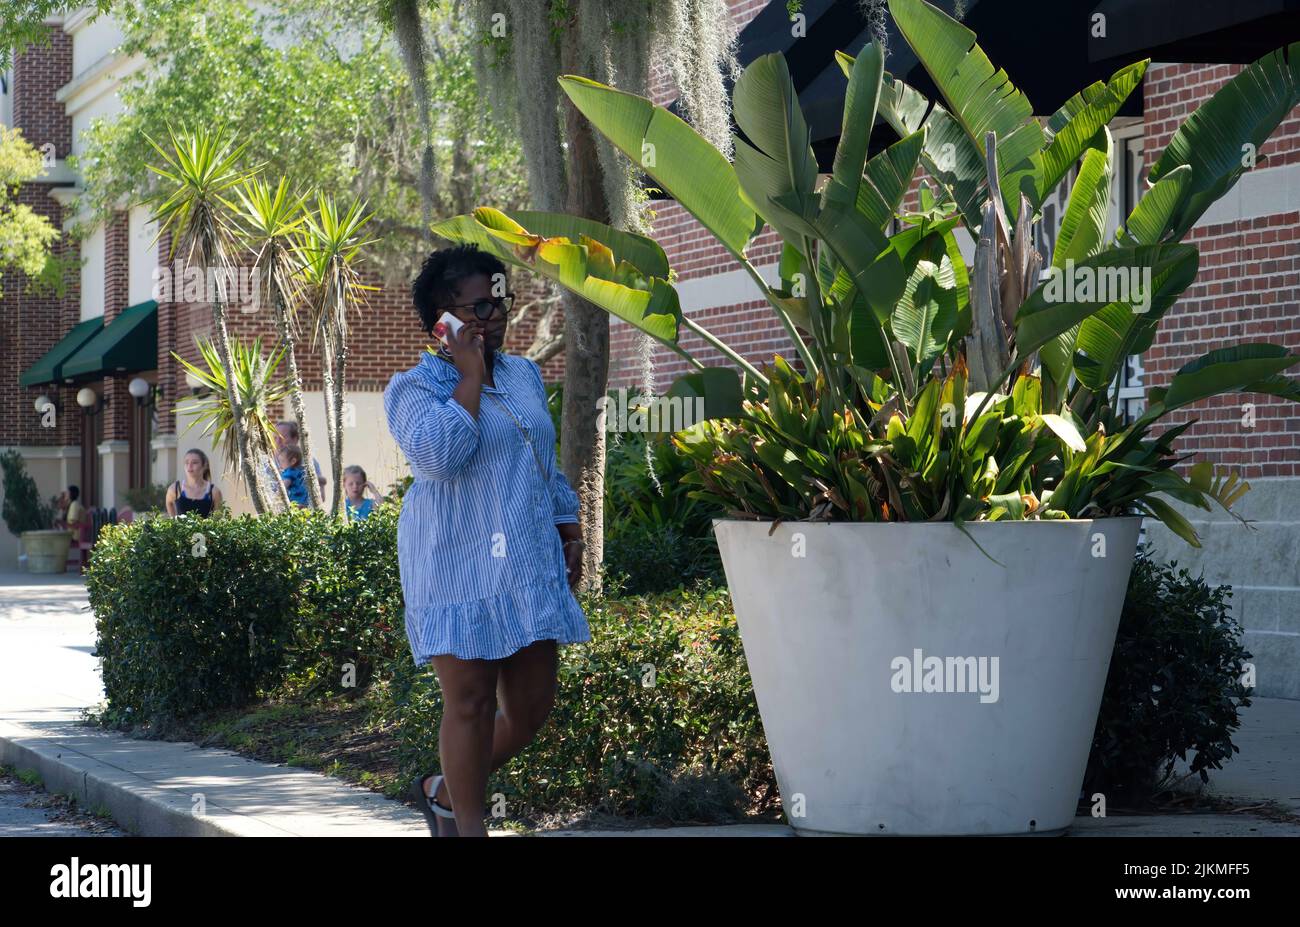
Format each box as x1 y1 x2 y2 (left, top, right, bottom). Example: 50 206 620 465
1035 59 1147 208
431 207 684 347
557 75 760 258
887 0 1045 219
732 53 821 250
868 63 986 232
1052 131 1113 270
823 41 885 212
785 193 905 315
1150 41 1300 239
893 257 959 368
510 210 670 278
1015 244 1198 362
665 366 746 420
1038 133 1114 394
1071 245 1199 391
856 128 927 229
1118 165 1191 246
1149 344 1300 411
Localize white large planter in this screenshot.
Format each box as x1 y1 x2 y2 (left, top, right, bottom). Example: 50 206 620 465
714 517 1141 836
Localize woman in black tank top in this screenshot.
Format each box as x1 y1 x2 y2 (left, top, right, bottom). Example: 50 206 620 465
166 448 224 518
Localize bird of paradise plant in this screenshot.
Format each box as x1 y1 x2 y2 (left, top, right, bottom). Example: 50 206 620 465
433 0 1300 546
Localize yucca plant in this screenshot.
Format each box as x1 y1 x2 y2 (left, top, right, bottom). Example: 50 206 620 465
433 0 1300 545
145 124 275 514
232 176 324 510
174 337 290 506
293 193 377 515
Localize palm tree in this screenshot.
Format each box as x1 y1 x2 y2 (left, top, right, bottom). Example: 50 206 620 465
173 337 291 511
146 125 274 513
293 193 376 515
232 176 324 510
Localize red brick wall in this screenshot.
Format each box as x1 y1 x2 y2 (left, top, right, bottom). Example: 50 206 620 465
2 36 81 448
1 186 82 447
102 211 133 441
103 211 130 321
1141 63 1300 479
11 33 73 161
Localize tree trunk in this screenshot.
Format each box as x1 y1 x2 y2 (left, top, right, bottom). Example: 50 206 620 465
269 450 293 511
560 23 611 593
273 288 323 510
330 328 348 516
391 0 435 242
318 328 341 516
212 297 272 514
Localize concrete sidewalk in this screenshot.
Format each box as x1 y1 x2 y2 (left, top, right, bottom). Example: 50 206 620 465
1 571 1296 837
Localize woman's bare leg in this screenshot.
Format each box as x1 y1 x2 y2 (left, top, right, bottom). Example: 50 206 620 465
425 641 558 834
492 640 558 766
429 653 499 837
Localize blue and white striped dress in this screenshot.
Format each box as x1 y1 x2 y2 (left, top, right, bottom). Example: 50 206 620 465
383 348 590 664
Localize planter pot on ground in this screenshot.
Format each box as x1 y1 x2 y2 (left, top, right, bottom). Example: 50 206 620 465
22 529 74 574
713 517 1141 837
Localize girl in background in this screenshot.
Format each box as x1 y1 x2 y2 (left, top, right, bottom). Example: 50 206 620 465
166 449 222 518
343 465 383 521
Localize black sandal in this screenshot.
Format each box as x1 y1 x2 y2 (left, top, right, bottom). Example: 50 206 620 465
411 773 458 837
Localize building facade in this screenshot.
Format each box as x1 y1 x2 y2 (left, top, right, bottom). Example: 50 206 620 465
1 9 560 568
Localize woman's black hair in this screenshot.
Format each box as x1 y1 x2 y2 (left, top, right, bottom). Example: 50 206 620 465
68 485 80 501
411 244 508 335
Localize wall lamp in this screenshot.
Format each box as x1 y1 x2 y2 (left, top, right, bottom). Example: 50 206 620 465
128 376 162 407
76 386 109 415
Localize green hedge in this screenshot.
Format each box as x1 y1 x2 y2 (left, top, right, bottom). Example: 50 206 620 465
86 507 771 822
88 513 303 727
1085 548 1252 801
602 430 724 594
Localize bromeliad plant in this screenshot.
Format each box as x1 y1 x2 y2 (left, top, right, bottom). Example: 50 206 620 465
434 0 1300 545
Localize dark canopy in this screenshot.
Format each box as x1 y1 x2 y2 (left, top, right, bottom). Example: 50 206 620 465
661 0 1300 172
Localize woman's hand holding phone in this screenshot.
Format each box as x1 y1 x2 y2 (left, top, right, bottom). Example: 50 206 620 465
436 312 486 382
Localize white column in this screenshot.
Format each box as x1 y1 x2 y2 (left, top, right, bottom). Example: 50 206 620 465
151 433 178 487
97 439 131 511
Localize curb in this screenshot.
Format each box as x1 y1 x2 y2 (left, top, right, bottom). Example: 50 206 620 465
0 720 237 836
0 719 499 836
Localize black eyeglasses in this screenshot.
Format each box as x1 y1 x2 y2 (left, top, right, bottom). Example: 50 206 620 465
441 294 515 320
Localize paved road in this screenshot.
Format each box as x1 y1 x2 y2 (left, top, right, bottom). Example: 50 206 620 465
0 767 125 837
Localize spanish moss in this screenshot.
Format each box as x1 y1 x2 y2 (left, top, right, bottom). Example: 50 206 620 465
659 0 739 157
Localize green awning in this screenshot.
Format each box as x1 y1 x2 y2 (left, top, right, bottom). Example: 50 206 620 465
19 317 104 387
61 300 158 380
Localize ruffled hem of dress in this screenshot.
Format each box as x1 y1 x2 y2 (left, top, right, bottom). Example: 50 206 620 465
405 575 591 663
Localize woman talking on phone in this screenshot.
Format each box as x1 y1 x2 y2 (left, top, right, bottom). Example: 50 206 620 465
383 245 587 838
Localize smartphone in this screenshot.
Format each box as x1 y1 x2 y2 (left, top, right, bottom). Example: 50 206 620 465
433 311 464 348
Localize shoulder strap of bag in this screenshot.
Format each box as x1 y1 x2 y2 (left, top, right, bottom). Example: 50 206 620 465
485 392 548 483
